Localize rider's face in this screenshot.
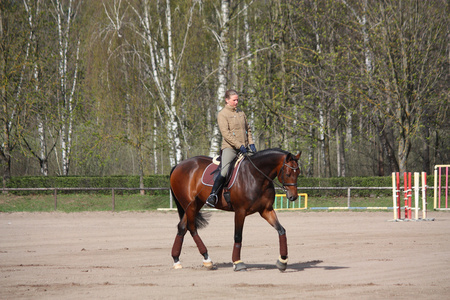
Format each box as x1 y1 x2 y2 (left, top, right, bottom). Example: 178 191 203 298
225 95 239 108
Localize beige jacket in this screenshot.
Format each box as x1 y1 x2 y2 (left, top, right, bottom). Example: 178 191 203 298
218 105 254 150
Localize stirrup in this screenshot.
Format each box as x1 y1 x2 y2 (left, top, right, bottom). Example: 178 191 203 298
206 194 218 207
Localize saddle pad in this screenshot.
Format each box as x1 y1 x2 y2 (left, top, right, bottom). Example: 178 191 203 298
212 156 220 165
201 158 244 189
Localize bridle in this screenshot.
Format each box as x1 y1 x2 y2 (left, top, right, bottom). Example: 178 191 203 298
245 153 299 192
277 156 300 189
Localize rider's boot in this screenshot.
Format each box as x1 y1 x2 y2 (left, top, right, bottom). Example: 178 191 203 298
206 175 225 207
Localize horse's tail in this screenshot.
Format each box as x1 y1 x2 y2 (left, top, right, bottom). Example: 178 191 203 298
170 165 209 229
195 211 210 230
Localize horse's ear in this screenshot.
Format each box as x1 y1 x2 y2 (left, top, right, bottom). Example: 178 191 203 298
286 153 293 161
295 151 302 161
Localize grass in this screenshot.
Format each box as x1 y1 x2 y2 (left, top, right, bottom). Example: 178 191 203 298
307 196 393 209
0 192 170 212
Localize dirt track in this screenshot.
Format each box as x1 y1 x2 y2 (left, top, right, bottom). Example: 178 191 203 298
1 210 449 299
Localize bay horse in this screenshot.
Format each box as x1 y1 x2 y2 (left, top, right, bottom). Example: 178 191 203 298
169 148 301 271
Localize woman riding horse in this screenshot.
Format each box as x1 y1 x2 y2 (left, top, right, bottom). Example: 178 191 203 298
170 148 301 271
206 89 257 207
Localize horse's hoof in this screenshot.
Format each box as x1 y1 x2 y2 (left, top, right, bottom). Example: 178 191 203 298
233 260 247 272
203 258 214 270
276 256 288 272
173 262 182 269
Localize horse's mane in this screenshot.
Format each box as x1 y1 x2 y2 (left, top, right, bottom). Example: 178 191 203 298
251 148 289 158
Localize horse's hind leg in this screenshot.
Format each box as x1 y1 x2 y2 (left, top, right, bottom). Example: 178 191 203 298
190 232 213 269
172 202 213 270
186 204 214 269
171 215 188 269
260 208 289 272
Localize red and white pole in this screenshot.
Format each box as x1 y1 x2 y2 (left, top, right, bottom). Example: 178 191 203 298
397 172 401 219
414 173 419 220
422 172 427 219
408 172 412 219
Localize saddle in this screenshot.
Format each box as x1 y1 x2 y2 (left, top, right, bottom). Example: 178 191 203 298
201 154 244 189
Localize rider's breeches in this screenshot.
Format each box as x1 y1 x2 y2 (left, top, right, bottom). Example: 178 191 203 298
220 148 238 177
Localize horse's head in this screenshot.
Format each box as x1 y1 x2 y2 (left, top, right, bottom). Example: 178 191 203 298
278 152 301 201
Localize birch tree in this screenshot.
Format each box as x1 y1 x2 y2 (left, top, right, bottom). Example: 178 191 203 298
52 0 81 175
127 0 197 166
0 2 35 185
21 0 60 176
208 0 230 157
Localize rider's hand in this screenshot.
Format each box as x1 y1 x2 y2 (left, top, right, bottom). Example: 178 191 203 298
240 145 247 154
249 144 257 153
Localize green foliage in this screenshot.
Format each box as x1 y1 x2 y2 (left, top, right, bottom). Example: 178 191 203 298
2 0 449 181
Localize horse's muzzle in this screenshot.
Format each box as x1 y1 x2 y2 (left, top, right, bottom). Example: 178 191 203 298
287 193 298 202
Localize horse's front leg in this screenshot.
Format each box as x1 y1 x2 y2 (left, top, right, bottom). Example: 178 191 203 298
260 208 289 272
232 210 247 271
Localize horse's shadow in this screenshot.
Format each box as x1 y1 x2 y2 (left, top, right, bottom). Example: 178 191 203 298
215 260 347 272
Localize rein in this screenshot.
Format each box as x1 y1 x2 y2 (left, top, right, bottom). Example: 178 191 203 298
244 153 299 192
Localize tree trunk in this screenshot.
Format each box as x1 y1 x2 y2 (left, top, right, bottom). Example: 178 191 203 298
153 111 158 174
422 118 431 174
336 122 346 177
319 107 330 177
24 0 50 176
307 125 315 177
243 0 255 125
0 140 11 191
378 140 385 176
398 132 411 173
324 110 331 178
54 0 79 175
336 125 341 177
209 0 230 157
138 144 145 195
165 0 182 165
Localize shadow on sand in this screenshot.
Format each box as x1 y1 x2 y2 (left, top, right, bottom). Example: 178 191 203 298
215 260 347 272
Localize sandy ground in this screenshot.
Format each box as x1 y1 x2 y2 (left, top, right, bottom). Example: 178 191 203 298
1 210 449 299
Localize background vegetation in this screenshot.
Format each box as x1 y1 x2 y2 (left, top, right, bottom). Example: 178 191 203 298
1 0 449 189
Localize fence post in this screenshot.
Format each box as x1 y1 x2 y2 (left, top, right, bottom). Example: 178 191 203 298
54 188 57 211
112 188 115 212
347 188 351 208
